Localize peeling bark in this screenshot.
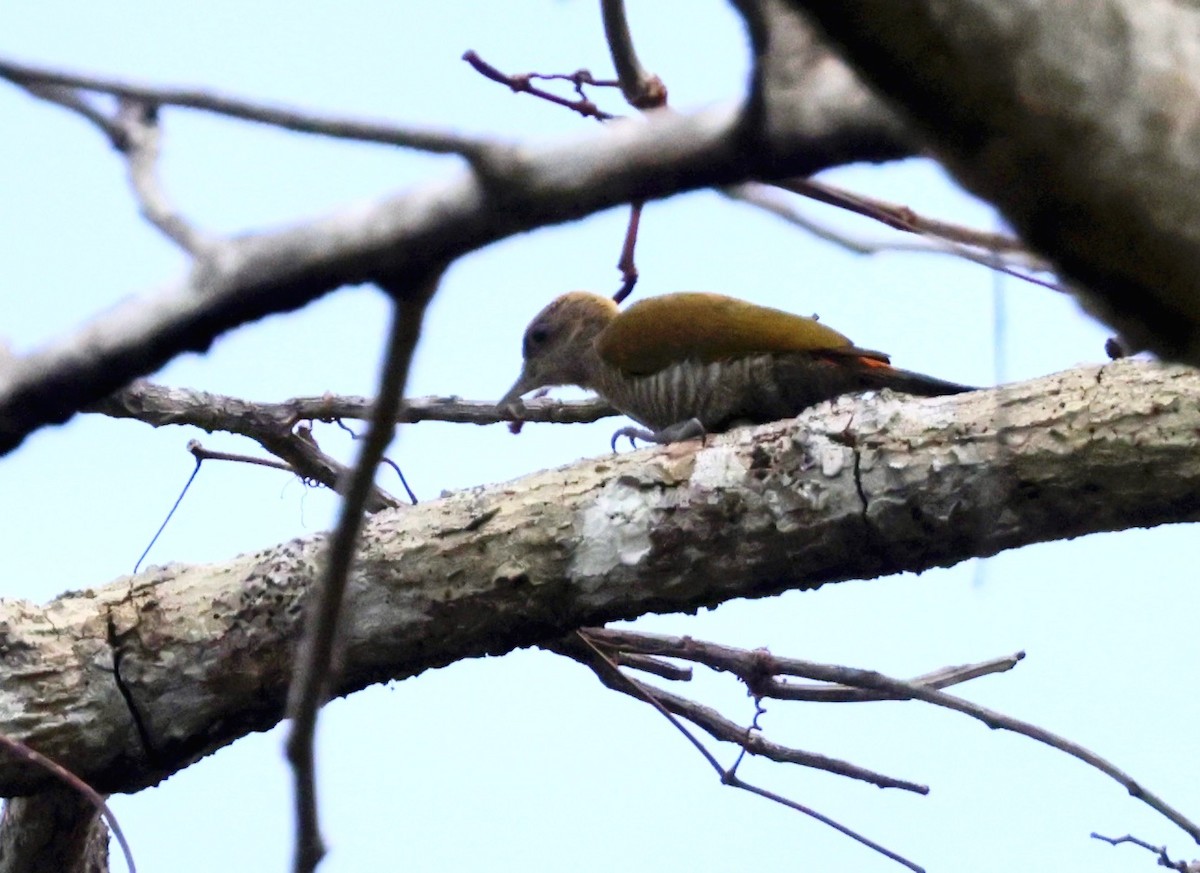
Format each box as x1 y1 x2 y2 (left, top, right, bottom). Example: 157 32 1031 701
0 359 1195 796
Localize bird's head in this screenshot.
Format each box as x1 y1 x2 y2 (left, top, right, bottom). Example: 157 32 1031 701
498 291 619 412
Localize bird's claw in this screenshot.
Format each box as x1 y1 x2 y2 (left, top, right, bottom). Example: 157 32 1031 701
609 418 707 452
610 426 656 452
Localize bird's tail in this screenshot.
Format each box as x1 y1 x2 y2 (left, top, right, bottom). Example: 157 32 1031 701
866 364 975 397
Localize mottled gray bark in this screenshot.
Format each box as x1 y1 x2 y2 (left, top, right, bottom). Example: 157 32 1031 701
0 360 1195 796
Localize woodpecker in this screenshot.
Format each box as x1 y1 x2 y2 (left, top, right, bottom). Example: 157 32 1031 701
498 291 974 448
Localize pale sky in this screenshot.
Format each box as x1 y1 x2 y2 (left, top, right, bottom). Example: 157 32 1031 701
1 3 1195 872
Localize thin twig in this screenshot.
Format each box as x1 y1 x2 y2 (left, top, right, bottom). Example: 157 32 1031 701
115 98 211 252
771 178 1063 293
93 381 616 429
765 652 1024 703
615 669 929 793
587 630 1200 844
380 458 419 505
135 438 335 572
92 384 400 511
560 632 925 872
724 183 1052 278
16 81 211 252
598 2 663 300
781 177 1024 251
20 82 124 141
0 56 490 157
614 652 692 681
600 0 668 109
613 201 642 303
586 628 1023 702
285 271 440 873
462 50 616 121
188 440 295 473
1091 832 1195 872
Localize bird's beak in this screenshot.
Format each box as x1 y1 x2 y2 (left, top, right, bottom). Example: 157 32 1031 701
497 368 539 417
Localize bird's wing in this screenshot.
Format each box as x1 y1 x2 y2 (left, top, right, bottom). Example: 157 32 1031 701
597 292 883 376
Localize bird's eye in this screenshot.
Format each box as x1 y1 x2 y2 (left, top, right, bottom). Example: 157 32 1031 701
524 324 552 357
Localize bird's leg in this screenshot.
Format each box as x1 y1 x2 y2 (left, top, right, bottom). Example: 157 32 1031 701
610 417 706 452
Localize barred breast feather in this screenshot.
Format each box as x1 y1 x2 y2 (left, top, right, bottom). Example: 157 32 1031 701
593 353 873 431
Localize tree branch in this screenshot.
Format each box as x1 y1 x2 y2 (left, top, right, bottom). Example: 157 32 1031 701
93 381 615 428
0 360 1195 798
0 57 491 157
781 0 1200 363
0 29 911 457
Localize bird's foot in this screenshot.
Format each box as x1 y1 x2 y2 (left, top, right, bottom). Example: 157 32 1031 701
610 417 706 452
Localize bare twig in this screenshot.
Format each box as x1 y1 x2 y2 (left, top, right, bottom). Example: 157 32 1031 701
463 39 652 296
608 667 929 793
1091 832 1196 872
380 458 419 505
462 50 617 121
766 652 1024 703
600 0 668 109
613 201 642 303
588 629 1023 702
93 383 400 511
16 81 211 252
91 380 617 430
781 177 1023 250
588 630 1200 843
613 652 692 681
135 437 320 574
0 56 490 157
285 271 439 873
723 183 1053 281
19 82 125 141
598 3 666 301
562 631 924 872
770 178 1063 293
187 439 294 473
114 98 211 252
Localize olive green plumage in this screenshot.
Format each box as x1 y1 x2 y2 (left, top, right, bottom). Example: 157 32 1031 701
499 291 972 443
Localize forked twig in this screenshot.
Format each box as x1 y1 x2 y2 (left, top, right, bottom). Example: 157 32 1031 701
1091 832 1196 871
461 51 617 121
558 631 926 872
591 629 1200 844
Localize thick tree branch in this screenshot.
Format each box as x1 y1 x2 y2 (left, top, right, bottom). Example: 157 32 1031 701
0 360 1195 796
781 0 1200 363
